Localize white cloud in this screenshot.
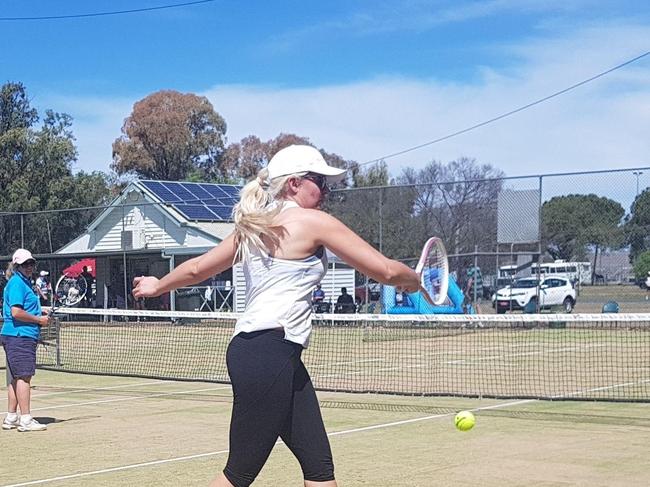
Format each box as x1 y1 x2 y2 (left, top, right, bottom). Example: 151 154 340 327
41 95 136 173
205 45 649 177
50 22 650 184
267 0 599 49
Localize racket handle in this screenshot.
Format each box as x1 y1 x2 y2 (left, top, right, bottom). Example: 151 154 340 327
419 285 435 305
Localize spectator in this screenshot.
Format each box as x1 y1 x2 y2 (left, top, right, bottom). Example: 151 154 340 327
312 284 325 304
79 266 94 308
464 266 483 314
1 249 50 432
335 287 355 313
35 270 51 307
312 284 329 312
645 272 650 300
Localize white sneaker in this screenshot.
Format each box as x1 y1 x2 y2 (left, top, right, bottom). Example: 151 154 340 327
2 416 19 430
17 417 47 432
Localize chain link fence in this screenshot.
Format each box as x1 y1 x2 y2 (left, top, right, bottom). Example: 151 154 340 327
327 168 650 311
1 167 649 312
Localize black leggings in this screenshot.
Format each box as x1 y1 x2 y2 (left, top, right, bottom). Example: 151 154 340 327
223 329 334 487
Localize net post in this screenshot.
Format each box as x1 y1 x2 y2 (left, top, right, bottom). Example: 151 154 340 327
55 316 61 367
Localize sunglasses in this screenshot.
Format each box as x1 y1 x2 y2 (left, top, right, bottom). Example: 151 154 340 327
20 261 36 267
303 174 329 192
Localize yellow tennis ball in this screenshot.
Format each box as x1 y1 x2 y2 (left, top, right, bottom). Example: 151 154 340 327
454 411 475 431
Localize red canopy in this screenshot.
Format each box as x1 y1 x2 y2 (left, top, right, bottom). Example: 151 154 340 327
62 258 96 278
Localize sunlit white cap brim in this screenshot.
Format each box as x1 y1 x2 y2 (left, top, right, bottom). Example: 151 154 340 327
267 145 348 184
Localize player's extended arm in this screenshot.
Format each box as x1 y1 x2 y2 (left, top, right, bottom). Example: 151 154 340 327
133 233 237 298
312 211 420 293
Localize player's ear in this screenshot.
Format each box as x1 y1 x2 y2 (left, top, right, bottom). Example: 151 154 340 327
287 176 302 192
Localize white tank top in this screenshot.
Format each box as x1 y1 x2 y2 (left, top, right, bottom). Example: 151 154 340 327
233 201 327 347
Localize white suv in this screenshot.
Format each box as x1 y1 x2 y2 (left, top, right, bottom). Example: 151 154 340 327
494 277 576 314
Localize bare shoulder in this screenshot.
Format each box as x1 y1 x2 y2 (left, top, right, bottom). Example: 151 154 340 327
277 207 339 225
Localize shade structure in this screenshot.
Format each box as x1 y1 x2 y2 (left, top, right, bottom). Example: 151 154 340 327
62 258 96 278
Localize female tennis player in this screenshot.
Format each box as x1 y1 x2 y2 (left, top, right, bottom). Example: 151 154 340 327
133 145 422 487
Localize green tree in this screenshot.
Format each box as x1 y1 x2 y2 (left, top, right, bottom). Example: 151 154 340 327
0 82 110 255
542 194 624 282
632 250 650 281
0 82 38 133
220 135 268 181
351 160 389 187
112 90 227 180
625 188 650 262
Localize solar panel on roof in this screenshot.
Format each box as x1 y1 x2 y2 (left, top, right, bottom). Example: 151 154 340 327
141 181 182 203
207 205 233 219
181 182 212 201
141 180 241 222
175 204 222 221
222 197 239 207
219 185 240 197
162 182 196 202
199 184 230 200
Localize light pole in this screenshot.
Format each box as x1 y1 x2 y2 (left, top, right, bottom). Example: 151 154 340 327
633 171 643 197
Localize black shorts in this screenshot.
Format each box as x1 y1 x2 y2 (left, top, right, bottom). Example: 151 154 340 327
223 329 334 487
1 335 38 384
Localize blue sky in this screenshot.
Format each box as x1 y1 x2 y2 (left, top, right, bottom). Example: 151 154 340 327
1 0 649 179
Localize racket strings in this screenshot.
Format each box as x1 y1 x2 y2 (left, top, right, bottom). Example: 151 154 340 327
419 239 449 305
55 276 87 307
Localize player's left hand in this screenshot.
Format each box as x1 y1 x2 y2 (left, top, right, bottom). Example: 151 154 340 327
133 276 161 298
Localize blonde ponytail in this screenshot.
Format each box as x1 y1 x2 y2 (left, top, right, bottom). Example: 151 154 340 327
233 168 300 261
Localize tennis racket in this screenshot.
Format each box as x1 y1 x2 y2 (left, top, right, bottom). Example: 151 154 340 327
415 237 449 305
45 273 87 332
52 274 88 310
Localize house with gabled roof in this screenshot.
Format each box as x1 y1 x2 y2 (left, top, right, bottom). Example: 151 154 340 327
56 180 354 312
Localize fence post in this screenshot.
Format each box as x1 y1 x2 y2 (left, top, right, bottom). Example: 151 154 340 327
55 317 61 367
474 244 479 302
537 175 543 312
122 202 128 310
378 187 383 253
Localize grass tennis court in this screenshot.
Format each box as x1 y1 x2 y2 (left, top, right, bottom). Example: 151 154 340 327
2 308 649 485
1 369 650 486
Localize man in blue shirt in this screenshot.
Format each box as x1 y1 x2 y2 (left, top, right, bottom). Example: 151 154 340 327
1 249 50 432
311 284 326 312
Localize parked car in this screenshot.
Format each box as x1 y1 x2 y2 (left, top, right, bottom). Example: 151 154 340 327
494 277 576 314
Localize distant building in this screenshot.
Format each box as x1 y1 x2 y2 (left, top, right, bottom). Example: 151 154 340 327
587 249 634 284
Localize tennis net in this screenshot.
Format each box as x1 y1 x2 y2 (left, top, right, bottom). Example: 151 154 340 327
31 308 650 402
